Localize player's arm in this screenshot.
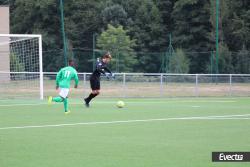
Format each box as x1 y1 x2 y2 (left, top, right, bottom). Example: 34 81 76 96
96 60 113 77
102 67 115 79
95 60 105 74
55 70 62 89
96 61 112 74
74 71 79 88
103 67 112 75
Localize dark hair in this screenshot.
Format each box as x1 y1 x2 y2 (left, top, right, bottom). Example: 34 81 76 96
68 59 74 66
102 52 112 59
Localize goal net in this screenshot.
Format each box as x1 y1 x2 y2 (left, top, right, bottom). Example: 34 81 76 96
0 34 43 99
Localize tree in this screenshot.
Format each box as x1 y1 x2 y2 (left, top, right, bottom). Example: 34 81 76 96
235 45 250 74
172 0 213 73
8 0 250 73
10 0 105 71
229 9 250 50
112 0 166 72
155 0 175 48
221 0 250 51
0 0 9 5
218 43 233 73
10 53 25 72
63 0 104 49
10 0 63 71
169 48 190 73
10 53 25 80
11 0 61 50
97 24 137 72
101 4 130 27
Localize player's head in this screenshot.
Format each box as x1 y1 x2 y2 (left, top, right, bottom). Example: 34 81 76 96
68 59 75 67
102 52 112 63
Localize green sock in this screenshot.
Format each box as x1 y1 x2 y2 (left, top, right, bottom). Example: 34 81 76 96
52 96 63 102
63 98 69 112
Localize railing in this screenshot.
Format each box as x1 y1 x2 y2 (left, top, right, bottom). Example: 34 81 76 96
0 72 250 99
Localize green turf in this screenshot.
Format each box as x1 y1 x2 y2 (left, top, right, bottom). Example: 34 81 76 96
0 97 250 167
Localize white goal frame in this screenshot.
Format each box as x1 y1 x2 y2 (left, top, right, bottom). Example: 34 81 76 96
0 34 43 99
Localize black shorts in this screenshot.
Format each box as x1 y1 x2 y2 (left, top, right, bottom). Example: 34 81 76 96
90 76 100 90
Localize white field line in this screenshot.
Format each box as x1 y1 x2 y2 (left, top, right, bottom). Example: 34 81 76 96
0 114 249 130
0 103 45 107
191 106 201 108
0 97 238 101
0 98 237 102
0 100 237 107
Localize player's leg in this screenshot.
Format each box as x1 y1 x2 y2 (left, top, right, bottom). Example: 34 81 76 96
63 97 70 114
48 87 65 104
48 95 63 104
86 90 99 102
84 90 99 107
59 88 70 114
52 96 64 102
84 78 100 107
49 88 70 114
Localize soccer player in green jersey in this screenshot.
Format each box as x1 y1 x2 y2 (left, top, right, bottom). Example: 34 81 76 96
48 60 79 114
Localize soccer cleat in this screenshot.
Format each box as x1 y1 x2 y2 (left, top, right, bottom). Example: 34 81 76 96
65 110 71 115
84 98 90 108
48 96 52 105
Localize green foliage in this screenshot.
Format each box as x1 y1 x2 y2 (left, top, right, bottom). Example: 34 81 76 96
101 4 129 27
10 53 25 72
172 0 212 73
0 0 9 5
111 0 165 72
222 1 250 50
218 43 233 73
129 0 164 52
11 0 60 49
7 0 250 73
97 24 137 72
10 53 25 80
63 0 104 48
155 0 174 47
235 46 250 74
97 25 135 52
169 48 190 73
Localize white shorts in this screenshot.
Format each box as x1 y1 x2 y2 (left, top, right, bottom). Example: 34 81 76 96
59 88 69 98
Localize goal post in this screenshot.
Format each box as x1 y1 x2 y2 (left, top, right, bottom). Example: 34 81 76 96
0 34 43 99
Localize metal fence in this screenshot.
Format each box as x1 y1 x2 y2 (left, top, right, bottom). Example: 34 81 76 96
1 72 250 99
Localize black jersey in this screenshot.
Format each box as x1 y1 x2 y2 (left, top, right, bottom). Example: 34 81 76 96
91 58 112 78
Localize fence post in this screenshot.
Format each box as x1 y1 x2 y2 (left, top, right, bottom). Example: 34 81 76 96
123 73 126 97
195 74 199 97
229 74 232 96
160 74 163 97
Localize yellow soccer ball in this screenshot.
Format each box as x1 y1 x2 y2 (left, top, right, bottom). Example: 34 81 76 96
116 101 125 108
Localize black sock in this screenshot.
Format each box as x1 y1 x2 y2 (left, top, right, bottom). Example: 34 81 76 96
85 93 98 103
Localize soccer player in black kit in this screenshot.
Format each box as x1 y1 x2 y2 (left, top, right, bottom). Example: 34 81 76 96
84 52 113 107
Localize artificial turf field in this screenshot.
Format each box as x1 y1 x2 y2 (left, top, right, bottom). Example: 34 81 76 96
0 97 250 167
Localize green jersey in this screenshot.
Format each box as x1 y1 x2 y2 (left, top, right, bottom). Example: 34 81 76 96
56 66 79 88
